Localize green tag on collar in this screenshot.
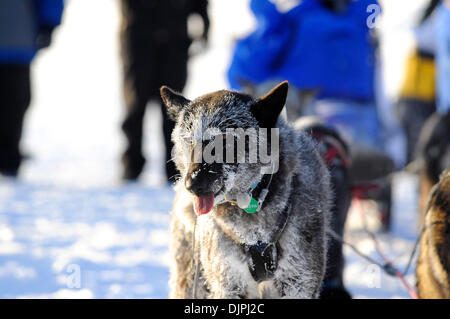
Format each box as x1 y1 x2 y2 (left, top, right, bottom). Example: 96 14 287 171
244 197 259 213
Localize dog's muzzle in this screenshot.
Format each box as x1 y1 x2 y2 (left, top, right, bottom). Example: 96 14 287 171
185 163 223 216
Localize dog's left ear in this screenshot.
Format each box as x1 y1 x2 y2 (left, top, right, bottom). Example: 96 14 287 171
160 86 191 120
251 81 289 128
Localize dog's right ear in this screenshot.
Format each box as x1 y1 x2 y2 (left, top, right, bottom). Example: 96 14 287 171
251 81 289 128
160 86 191 120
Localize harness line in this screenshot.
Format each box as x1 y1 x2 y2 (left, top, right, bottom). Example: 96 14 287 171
191 216 200 299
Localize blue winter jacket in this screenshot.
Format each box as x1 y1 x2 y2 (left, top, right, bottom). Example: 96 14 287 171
228 0 379 102
0 0 64 64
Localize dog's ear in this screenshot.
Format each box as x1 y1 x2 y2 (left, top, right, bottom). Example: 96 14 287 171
251 81 288 128
160 86 191 120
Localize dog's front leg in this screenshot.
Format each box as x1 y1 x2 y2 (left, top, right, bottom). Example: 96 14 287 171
169 212 210 299
199 229 259 299
169 214 207 298
168 215 192 298
275 220 327 298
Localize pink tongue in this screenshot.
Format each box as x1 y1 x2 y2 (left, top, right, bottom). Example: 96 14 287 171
194 194 215 216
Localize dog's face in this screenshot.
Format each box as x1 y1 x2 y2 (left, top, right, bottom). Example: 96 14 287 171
160 82 288 216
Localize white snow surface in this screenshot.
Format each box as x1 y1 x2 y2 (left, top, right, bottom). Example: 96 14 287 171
0 0 429 298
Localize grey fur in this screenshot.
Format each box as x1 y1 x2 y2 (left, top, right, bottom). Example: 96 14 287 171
162 83 331 299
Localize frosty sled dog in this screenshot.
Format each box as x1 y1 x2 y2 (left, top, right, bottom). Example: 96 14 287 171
160 82 331 298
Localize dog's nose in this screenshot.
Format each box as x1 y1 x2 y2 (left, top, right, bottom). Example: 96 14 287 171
185 173 212 197
185 163 222 196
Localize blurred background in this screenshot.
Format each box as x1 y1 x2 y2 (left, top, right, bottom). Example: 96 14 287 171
0 0 448 298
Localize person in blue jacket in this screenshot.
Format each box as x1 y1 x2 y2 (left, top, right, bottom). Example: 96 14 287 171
0 0 64 177
229 0 381 150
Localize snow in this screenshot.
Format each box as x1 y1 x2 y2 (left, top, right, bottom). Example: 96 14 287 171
0 0 429 298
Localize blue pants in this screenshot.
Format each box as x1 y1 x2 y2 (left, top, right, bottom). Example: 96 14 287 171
305 99 383 152
436 4 450 114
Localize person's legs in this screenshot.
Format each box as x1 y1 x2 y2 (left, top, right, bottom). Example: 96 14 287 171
0 64 31 176
309 99 383 152
120 46 150 180
158 43 188 183
120 1 155 180
160 100 178 182
121 91 148 180
396 98 436 163
308 99 395 231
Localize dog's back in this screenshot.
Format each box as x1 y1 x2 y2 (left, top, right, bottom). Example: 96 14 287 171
416 168 450 299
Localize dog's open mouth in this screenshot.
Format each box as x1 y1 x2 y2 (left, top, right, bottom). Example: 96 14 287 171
194 194 215 216
193 187 224 216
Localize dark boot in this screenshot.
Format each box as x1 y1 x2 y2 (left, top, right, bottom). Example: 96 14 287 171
0 65 31 176
320 278 352 299
121 151 146 181
121 103 147 181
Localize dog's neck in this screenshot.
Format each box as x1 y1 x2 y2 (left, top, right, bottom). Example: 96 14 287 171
209 125 299 245
221 173 273 213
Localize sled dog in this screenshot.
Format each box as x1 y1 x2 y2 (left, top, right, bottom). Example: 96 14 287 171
161 82 331 298
416 168 450 299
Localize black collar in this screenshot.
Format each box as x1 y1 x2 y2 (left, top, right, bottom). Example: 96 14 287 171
250 173 274 210
242 176 295 283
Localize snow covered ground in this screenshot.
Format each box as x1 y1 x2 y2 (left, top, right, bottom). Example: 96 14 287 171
0 0 429 298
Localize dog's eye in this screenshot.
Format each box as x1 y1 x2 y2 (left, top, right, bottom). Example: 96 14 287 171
203 134 225 145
